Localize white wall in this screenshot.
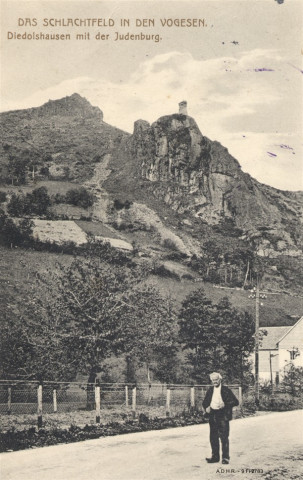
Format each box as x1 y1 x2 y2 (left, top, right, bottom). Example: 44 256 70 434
278 319 303 375
259 349 279 382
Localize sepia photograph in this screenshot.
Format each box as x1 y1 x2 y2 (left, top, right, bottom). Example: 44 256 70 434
0 0 302 479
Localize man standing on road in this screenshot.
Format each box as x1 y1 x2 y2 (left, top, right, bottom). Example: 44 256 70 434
202 372 239 465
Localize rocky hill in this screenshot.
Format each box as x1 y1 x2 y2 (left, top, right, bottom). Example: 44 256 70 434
1 93 303 269
0 93 128 182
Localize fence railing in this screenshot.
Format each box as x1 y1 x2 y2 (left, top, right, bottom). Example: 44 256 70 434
0 381 242 429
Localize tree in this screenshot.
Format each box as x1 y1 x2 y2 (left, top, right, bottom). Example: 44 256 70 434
7 187 51 217
178 290 255 385
0 308 74 381
120 286 178 383
7 156 29 185
282 365 303 396
25 186 51 215
0 210 34 247
7 193 27 217
65 187 94 208
178 289 219 382
23 257 135 383
0 254 131 382
0 312 36 380
40 166 50 177
218 302 255 387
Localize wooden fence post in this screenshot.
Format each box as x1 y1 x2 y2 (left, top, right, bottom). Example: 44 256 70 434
125 386 129 408
166 388 171 417
95 385 101 423
190 387 195 411
238 386 243 410
37 384 43 429
8 387 12 415
53 389 57 413
132 387 136 418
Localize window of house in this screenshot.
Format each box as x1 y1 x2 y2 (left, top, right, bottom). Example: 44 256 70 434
289 348 299 360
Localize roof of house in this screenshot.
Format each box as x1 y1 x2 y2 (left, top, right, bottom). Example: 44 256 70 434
260 316 303 349
260 326 291 350
277 316 303 345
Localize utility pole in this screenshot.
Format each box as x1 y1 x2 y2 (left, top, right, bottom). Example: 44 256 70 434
269 353 278 393
269 352 273 389
249 277 267 409
254 282 260 408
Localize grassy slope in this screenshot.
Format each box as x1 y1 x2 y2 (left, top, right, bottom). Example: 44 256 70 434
0 180 80 195
146 276 302 327
0 246 74 324
75 220 121 238
1 246 301 328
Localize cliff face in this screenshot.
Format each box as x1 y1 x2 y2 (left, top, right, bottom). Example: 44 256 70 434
132 114 241 221
128 113 303 256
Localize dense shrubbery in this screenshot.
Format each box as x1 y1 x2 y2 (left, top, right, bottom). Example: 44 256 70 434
162 238 178 250
0 209 34 247
64 188 94 208
244 367 303 413
152 261 180 280
274 256 303 289
189 238 263 289
111 220 152 232
39 166 50 176
0 413 208 452
113 199 132 210
281 365 303 396
164 251 188 261
7 187 51 216
53 187 93 208
259 393 303 411
7 186 94 217
0 191 7 203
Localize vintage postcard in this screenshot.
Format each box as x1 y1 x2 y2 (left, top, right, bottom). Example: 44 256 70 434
1 0 302 479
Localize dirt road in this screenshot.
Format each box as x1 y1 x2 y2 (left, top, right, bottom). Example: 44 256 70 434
1 410 302 480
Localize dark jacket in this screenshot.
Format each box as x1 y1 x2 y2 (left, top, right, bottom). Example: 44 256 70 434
202 385 239 421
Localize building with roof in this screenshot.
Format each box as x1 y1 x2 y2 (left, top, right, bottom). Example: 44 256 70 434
259 316 303 384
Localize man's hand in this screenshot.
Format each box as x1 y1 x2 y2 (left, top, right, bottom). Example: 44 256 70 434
206 407 211 413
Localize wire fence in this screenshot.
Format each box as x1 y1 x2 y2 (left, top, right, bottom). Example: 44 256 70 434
0 381 242 430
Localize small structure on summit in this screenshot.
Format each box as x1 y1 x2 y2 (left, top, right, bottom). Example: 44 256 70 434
178 100 188 115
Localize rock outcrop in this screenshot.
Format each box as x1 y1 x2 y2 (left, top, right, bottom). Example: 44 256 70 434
127 111 303 255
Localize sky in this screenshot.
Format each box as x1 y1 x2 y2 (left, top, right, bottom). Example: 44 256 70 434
1 0 302 191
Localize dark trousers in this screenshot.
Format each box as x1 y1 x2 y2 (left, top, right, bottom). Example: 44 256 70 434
209 410 230 460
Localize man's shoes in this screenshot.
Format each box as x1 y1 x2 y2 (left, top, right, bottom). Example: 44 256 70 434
222 459 229 465
206 457 220 463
